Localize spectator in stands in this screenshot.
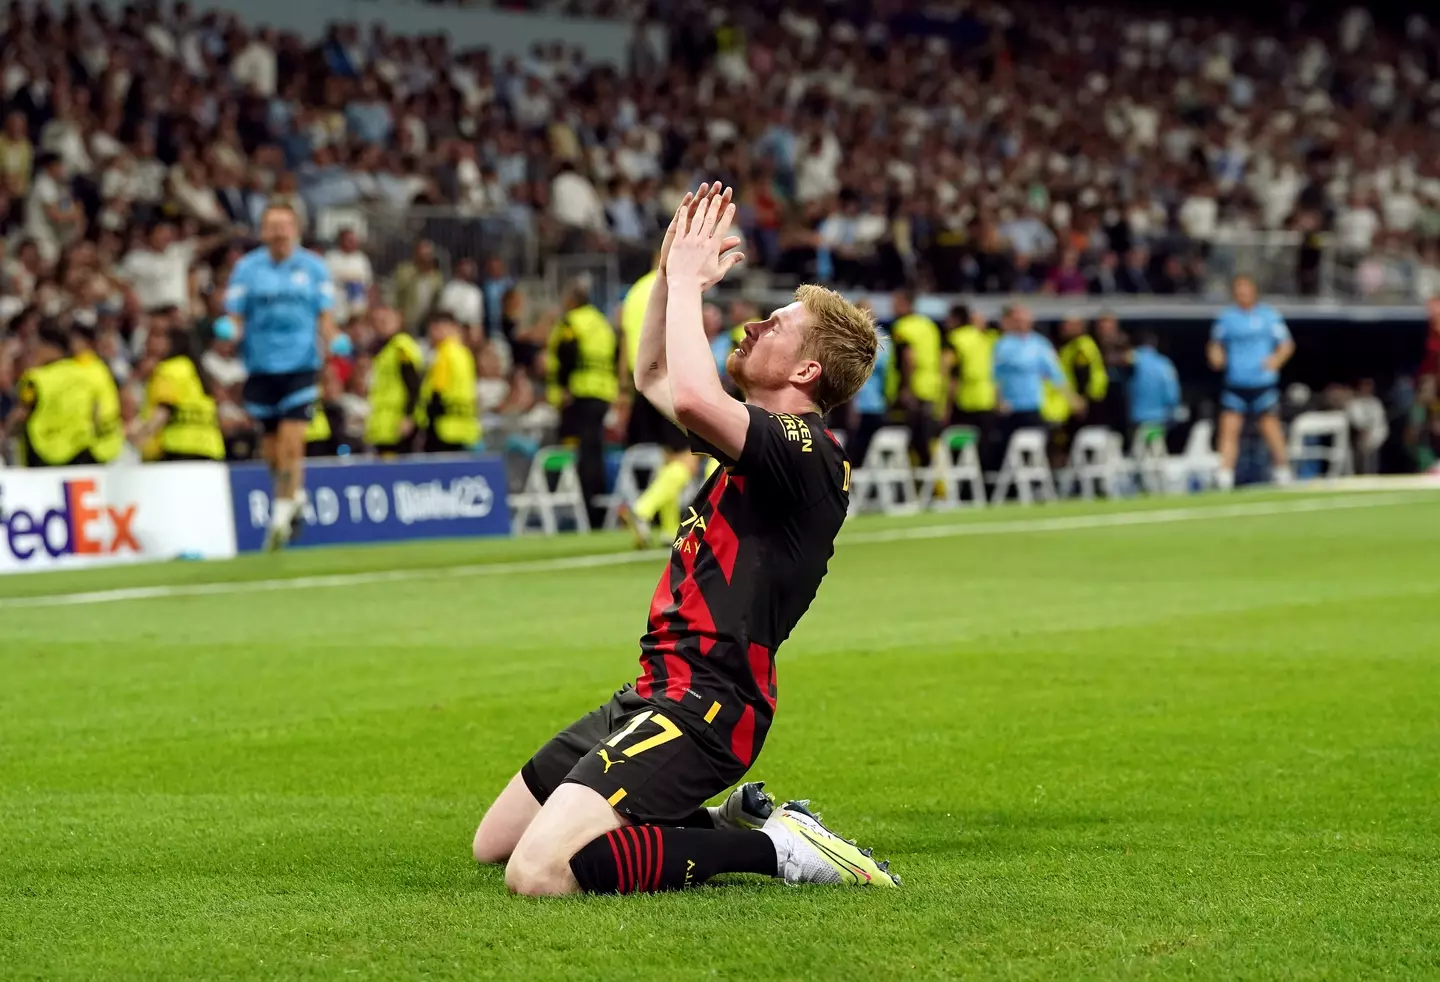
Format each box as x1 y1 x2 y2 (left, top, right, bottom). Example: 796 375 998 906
438 257 485 343
26 153 84 263
326 228 374 324
393 239 445 331
0 111 33 196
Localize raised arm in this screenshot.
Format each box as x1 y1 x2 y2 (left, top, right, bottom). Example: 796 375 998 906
663 187 747 457
633 186 725 419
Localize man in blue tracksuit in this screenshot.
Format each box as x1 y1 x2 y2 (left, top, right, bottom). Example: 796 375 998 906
1207 275 1294 488
847 323 891 465
992 304 1074 448
1128 332 1181 440
225 203 337 549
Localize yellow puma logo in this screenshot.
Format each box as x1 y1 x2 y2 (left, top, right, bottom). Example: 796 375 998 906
597 749 625 774
684 859 696 887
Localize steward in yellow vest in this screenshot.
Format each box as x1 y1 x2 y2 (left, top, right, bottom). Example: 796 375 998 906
946 312 998 419
1042 318 1109 425
547 300 619 408
547 283 618 528
131 329 225 461
884 291 943 469
305 363 348 458
416 312 478 452
71 323 123 463
4 323 97 467
366 307 423 453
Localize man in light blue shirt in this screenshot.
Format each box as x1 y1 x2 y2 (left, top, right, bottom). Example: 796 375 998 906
992 304 1072 434
226 203 337 550
1207 275 1295 487
1128 332 1181 433
847 325 891 464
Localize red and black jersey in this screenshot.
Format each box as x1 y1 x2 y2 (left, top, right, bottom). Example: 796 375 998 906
635 404 850 769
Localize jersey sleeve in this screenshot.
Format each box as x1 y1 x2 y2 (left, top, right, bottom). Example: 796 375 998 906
1209 316 1228 344
733 405 839 504
224 261 250 317
1270 312 1292 345
1040 341 1066 386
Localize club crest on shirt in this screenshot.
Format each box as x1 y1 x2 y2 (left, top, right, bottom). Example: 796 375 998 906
291 270 310 287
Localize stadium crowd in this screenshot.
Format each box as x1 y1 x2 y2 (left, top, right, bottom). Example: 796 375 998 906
0 0 1438 474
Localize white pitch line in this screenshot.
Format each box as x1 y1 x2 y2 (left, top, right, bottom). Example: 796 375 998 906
0 492 1429 611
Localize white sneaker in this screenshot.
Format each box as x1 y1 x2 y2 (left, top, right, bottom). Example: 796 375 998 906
1272 465 1294 487
709 781 774 831
761 801 900 887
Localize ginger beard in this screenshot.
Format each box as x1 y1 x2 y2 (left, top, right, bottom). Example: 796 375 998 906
726 301 816 396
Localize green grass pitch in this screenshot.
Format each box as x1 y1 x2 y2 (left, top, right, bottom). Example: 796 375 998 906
2 491 1438 980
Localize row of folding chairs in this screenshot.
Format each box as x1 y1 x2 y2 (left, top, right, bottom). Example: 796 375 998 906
510 412 1356 532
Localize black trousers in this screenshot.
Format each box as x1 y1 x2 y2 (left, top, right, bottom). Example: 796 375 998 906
953 409 999 472
561 397 610 529
849 412 886 466
905 401 939 468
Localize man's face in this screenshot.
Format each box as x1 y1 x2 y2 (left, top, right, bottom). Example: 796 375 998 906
1233 277 1257 307
1006 307 1033 334
1060 317 1084 340
262 208 298 254
150 223 175 251
727 301 815 394
339 229 358 252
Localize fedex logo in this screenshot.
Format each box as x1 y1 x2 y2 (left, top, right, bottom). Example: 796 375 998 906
0 478 140 561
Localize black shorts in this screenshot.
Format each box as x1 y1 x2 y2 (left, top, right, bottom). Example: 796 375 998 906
626 394 689 452
243 370 318 433
1221 385 1280 418
521 685 748 825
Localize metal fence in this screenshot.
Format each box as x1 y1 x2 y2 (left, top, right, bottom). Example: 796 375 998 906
315 206 1429 308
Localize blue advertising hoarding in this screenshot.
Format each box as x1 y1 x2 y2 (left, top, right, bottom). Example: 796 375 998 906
229 456 509 552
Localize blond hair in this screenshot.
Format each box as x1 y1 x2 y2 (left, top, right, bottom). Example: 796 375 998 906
795 284 880 413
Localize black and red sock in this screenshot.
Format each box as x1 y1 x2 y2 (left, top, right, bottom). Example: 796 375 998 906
569 826 776 894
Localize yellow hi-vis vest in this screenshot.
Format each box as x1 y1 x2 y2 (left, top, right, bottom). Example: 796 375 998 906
1044 334 1110 423
305 399 331 444
146 356 224 459
18 358 96 465
621 270 658 377
885 313 944 405
948 325 997 412
72 351 123 462
417 336 479 446
366 332 423 446
547 304 618 406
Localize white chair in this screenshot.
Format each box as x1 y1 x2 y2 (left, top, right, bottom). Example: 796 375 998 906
1128 424 1172 494
1177 420 1221 490
849 426 922 515
593 442 664 530
991 428 1056 505
1288 411 1353 479
510 446 592 535
922 426 986 510
1068 425 1123 499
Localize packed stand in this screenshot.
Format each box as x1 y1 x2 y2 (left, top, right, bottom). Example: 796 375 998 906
2 0 1440 471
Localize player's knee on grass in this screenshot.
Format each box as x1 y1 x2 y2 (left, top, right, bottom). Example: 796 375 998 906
473 772 542 864
504 848 577 897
